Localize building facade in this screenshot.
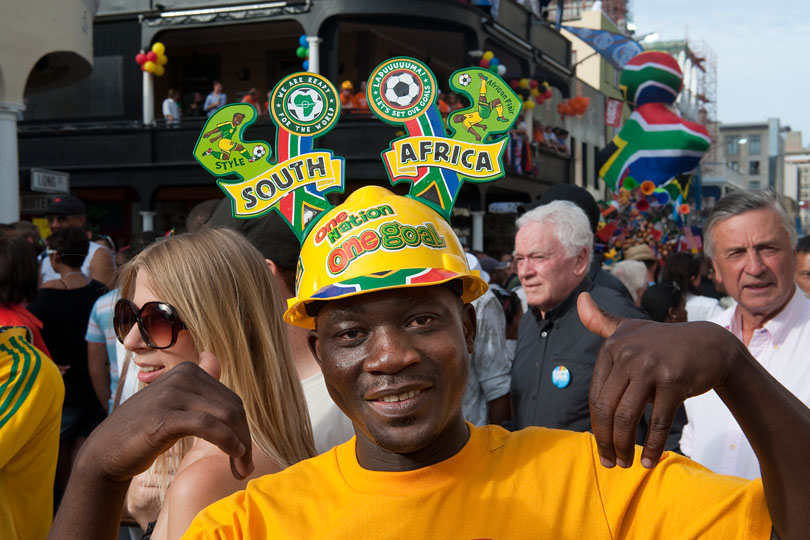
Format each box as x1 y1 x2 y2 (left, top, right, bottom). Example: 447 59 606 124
16 0 577 253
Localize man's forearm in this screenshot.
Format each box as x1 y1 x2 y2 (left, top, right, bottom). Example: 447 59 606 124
715 348 810 540
49 447 130 540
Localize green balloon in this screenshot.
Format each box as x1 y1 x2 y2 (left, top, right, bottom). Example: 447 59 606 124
296 46 308 59
622 177 638 190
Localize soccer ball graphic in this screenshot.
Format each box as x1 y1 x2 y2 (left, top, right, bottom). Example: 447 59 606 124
287 88 324 122
457 73 472 87
384 72 420 107
252 145 267 159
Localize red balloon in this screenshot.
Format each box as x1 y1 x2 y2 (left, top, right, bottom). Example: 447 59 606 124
135 53 147 65
543 88 553 99
529 79 539 89
509 79 520 90
146 51 158 63
479 58 490 68
557 103 565 115
534 94 544 104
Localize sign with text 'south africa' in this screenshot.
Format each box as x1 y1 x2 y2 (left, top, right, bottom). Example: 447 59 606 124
193 73 345 242
367 57 522 221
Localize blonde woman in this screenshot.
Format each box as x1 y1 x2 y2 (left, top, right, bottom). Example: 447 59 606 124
113 227 315 539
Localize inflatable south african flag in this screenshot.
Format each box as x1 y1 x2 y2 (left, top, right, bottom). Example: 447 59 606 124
598 102 711 192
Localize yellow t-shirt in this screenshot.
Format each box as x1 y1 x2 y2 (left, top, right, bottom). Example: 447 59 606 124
182 424 772 539
0 327 64 540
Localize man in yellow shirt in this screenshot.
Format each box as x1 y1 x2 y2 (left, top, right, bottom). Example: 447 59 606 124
51 186 810 540
0 326 64 540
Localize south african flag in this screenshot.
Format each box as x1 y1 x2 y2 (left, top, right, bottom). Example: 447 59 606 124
598 102 711 192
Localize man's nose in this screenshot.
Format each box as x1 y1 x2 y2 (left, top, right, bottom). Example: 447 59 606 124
363 326 420 375
743 250 767 275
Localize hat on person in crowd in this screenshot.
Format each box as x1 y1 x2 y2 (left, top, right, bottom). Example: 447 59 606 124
624 244 657 262
465 252 490 284
46 196 86 216
533 184 601 234
205 199 300 271
341 80 354 91
193 57 523 329
477 254 509 281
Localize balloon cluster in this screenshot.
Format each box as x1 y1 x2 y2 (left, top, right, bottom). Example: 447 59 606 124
296 35 310 71
478 50 508 77
596 177 690 264
135 42 168 77
507 79 552 110
467 50 508 77
557 96 589 117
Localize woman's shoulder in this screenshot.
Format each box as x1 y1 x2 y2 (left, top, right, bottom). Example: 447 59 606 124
168 444 283 510
161 446 283 539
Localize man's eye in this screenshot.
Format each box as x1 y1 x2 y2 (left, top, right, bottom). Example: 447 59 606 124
408 315 434 327
336 329 364 341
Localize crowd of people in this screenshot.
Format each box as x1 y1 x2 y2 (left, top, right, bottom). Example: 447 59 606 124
3 183 810 540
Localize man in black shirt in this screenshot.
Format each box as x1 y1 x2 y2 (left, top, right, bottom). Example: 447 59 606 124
510 200 645 433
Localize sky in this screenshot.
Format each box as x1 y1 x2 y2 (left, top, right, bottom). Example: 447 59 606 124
632 0 810 146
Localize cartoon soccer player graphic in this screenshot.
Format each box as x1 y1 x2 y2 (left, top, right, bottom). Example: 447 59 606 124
201 112 259 162
452 73 509 142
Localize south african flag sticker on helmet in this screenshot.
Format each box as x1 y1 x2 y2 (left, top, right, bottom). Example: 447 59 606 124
368 58 436 123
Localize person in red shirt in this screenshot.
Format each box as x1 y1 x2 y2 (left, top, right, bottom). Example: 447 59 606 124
0 235 51 356
352 81 368 109
241 88 261 114
340 81 355 109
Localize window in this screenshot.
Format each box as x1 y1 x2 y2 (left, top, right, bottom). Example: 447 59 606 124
727 160 739 171
725 136 740 156
749 180 761 189
749 160 760 175
748 134 761 155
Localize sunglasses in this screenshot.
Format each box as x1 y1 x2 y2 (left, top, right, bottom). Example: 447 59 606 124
114 299 187 350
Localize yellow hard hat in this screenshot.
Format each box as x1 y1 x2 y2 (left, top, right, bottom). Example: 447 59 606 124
284 186 487 329
341 80 354 90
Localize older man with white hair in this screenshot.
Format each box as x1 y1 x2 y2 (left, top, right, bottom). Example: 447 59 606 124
681 189 810 479
510 201 646 433
611 260 648 306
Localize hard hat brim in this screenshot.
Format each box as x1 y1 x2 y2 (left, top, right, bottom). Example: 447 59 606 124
284 267 488 329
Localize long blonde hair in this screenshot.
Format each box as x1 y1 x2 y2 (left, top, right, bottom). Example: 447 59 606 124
118 227 315 498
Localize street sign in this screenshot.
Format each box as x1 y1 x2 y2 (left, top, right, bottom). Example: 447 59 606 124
30 168 70 194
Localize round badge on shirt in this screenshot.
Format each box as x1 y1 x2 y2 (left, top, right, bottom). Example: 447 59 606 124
551 365 570 388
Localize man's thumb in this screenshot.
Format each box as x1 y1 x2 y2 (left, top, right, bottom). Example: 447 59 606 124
577 292 621 338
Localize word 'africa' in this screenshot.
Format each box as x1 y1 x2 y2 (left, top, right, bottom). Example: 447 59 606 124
399 139 494 173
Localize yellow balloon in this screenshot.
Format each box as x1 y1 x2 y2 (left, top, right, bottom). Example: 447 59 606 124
523 99 535 109
157 54 168 66
152 42 165 55
483 50 494 61
153 64 165 77
144 61 156 73
530 88 540 97
519 78 529 89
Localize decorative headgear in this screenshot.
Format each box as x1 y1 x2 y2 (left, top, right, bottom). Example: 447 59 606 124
195 57 521 329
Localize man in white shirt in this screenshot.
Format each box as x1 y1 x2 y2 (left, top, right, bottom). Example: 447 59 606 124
680 189 810 479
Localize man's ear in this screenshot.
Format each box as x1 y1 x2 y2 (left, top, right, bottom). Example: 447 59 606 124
666 306 677 322
307 330 323 368
711 257 724 285
462 302 477 355
265 258 280 277
573 247 590 277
